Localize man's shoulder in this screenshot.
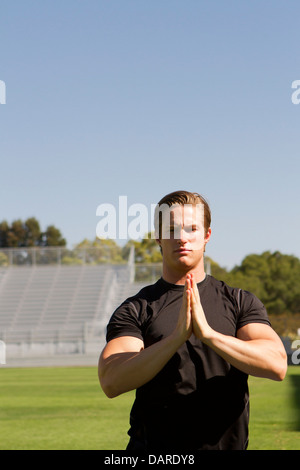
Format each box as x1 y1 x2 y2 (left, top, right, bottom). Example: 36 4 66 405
207 275 261 301
205 275 244 309
206 275 238 295
206 275 267 316
122 278 166 305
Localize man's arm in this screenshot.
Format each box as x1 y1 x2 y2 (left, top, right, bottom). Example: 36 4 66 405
189 274 287 381
203 323 287 381
98 279 193 398
99 334 182 398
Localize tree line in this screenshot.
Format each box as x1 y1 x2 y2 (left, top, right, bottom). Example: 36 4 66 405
0 218 66 247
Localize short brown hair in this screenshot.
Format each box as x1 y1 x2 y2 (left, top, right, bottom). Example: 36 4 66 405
155 190 211 238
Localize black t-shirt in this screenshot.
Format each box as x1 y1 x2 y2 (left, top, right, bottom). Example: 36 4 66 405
106 275 271 451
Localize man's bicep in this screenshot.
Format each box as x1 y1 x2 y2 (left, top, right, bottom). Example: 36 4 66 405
237 322 287 375
237 322 284 349
100 335 144 362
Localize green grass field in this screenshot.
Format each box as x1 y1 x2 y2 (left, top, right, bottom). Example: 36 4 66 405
0 365 299 450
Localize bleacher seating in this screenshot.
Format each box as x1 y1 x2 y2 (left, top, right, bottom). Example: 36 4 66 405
0 265 147 354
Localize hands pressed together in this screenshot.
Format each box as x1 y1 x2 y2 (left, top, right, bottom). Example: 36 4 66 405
176 273 213 343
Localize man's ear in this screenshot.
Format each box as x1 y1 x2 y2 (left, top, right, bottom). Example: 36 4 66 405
205 227 212 241
204 228 212 251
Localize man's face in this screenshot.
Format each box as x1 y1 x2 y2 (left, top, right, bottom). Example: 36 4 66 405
158 203 210 272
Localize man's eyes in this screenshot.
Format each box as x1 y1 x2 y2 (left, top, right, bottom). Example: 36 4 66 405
168 225 198 232
186 225 198 233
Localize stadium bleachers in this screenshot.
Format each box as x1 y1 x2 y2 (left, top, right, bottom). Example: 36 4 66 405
0 264 147 360
0 253 214 366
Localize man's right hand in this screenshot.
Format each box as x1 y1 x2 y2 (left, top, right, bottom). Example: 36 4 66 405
174 275 193 343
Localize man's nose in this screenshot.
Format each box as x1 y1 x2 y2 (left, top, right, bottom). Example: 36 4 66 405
178 228 188 243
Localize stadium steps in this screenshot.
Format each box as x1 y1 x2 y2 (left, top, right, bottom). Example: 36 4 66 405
0 265 149 346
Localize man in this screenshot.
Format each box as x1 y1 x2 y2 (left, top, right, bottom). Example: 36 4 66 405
98 190 287 451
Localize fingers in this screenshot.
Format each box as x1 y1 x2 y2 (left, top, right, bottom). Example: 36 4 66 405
186 283 191 312
179 276 191 317
187 273 200 303
182 276 189 307
186 276 192 312
175 276 192 342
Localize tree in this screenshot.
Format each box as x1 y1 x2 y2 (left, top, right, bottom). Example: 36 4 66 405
206 257 228 280
224 251 300 315
41 225 66 247
0 218 66 247
24 217 42 246
7 219 26 247
122 233 162 263
0 221 9 247
75 238 124 263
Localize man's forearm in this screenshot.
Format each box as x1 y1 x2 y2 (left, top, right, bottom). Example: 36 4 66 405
99 332 184 398
203 330 286 381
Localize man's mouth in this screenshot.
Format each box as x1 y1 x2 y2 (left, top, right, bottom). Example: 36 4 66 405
175 248 191 254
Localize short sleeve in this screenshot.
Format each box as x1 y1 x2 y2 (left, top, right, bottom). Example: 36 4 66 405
106 299 144 343
237 290 271 330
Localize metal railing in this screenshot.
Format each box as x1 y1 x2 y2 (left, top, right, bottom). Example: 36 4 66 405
0 246 211 284
0 246 129 267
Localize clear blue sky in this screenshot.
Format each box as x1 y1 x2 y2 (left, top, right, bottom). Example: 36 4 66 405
1 0 299 269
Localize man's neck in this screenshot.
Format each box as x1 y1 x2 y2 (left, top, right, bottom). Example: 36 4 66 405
162 266 206 285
